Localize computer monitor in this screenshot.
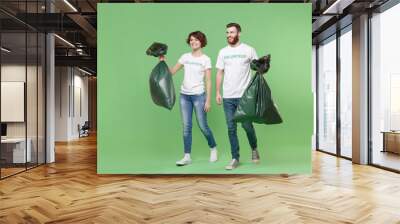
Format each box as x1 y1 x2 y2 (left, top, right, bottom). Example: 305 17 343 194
1 123 7 137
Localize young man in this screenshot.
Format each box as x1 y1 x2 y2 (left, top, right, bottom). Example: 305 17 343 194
215 23 260 170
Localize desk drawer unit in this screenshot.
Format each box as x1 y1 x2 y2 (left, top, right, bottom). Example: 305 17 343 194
383 132 400 154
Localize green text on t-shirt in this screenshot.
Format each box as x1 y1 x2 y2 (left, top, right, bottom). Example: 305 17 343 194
224 54 246 60
185 61 203 66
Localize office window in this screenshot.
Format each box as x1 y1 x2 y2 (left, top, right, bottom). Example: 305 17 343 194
340 27 352 158
317 35 337 154
371 3 400 171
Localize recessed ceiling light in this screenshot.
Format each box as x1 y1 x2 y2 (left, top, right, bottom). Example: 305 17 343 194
63 0 78 12
322 0 354 15
78 67 93 76
54 34 75 48
1 47 11 53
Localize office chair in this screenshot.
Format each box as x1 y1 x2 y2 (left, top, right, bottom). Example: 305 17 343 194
79 121 90 138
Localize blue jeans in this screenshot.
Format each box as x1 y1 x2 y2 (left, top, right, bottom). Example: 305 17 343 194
180 93 217 153
223 98 258 160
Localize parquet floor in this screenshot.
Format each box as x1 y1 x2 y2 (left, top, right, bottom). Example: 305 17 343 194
1 167 26 178
1 134 400 223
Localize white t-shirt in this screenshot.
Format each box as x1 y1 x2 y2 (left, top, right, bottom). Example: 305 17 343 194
216 43 258 98
178 53 212 95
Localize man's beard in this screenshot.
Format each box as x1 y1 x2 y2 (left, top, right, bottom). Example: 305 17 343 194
227 35 239 45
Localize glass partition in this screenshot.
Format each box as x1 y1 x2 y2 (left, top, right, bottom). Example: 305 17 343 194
317 35 337 155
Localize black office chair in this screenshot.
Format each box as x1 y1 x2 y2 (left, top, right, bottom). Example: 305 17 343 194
79 121 90 138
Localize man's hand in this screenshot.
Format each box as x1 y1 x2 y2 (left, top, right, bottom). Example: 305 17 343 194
215 69 224 105
216 92 222 105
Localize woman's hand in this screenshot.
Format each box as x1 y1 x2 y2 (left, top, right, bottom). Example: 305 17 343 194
216 92 222 105
204 99 211 112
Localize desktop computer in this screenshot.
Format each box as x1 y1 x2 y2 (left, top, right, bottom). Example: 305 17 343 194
1 123 7 140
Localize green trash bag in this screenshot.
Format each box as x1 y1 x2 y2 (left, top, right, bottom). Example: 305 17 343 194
233 54 283 124
146 42 176 110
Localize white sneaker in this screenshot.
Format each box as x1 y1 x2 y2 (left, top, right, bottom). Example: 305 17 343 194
225 159 239 170
210 148 218 162
176 156 191 166
252 149 260 164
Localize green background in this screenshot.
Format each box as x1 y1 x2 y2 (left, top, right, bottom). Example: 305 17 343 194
98 3 312 174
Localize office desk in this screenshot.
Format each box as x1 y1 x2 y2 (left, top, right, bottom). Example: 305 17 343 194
1 138 32 163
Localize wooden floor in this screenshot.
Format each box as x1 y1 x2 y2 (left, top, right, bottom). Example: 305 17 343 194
373 151 400 171
1 167 26 178
1 135 400 224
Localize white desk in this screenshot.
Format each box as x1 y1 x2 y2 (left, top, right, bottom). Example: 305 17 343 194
1 138 32 163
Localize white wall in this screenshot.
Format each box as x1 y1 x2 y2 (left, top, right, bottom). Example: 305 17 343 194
55 67 89 141
1 65 40 137
1 82 25 122
1 64 26 81
55 66 69 141
1 65 26 133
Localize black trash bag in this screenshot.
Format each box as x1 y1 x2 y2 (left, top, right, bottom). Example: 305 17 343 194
146 42 175 110
146 42 168 57
233 54 283 124
250 54 270 74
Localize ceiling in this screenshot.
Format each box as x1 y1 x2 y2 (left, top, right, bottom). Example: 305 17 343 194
0 0 392 75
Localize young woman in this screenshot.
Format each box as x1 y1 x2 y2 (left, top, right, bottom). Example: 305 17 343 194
160 31 217 166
